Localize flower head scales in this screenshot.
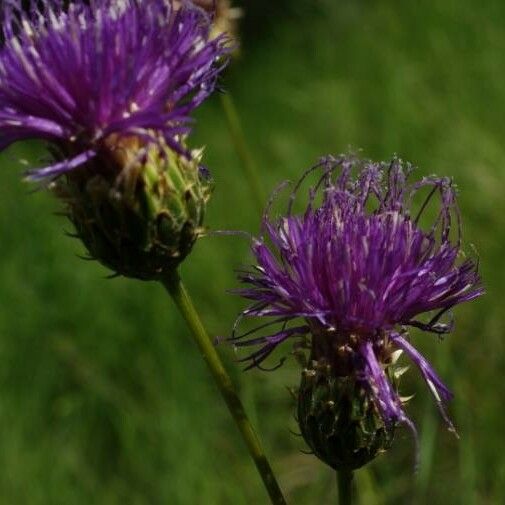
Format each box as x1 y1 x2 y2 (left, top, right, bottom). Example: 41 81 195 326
232 155 483 437
174 0 241 40
0 0 230 179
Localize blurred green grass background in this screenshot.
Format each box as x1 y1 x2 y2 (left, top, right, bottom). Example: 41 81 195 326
0 0 502 503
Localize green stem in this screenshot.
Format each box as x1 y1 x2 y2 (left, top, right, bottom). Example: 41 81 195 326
162 270 287 505
337 469 354 505
220 93 265 214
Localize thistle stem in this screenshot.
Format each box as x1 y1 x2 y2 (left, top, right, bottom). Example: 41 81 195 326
162 270 287 505
220 93 265 214
337 469 354 505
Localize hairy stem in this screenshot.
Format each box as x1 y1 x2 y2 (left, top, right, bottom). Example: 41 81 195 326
337 468 354 505
162 270 287 505
220 93 265 213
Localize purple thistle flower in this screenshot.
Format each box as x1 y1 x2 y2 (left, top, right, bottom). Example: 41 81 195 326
231 155 483 441
0 0 229 179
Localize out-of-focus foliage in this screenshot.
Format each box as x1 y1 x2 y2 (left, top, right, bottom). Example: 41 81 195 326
0 1 502 503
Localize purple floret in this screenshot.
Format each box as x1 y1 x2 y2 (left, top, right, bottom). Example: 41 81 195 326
0 0 229 179
232 155 483 432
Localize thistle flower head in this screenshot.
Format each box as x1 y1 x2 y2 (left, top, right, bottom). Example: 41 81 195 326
0 0 230 279
0 0 229 179
231 155 483 468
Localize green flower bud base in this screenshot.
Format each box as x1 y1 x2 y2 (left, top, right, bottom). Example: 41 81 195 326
55 144 212 280
297 359 396 471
